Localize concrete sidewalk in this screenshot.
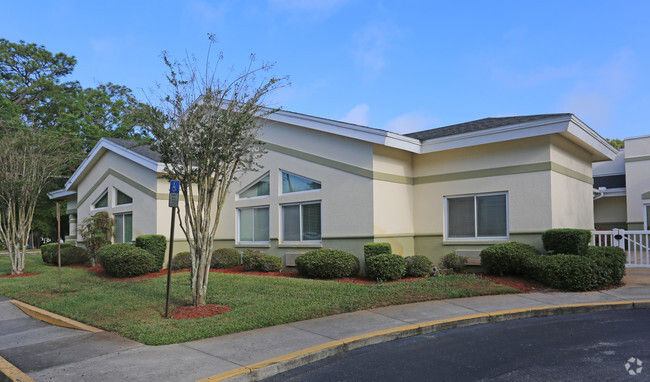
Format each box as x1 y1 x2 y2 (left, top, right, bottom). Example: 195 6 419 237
1 269 649 382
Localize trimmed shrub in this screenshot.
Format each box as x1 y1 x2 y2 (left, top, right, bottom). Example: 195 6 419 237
242 250 265 271
586 246 626 286
539 254 598 291
295 249 360 279
41 243 73 264
257 255 282 272
439 252 467 273
211 248 241 269
363 242 392 260
366 253 406 282
480 242 539 276
135 235 167 270
405 255 433 277
98 243 157 278
542 229 591 256
59 246 90 266
171 252 192 270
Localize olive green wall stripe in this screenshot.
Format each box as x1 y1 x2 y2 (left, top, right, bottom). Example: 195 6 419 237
263 142 375 179
156 193 186 201
625 155 650 163
642 191 650 200
263 142 592 185
413 162 553 184
550 163 593 184
77 169 156 207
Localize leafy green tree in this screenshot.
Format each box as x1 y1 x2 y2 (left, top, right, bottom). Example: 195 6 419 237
605 138 624 150
148 36 288 306
1 39 160 243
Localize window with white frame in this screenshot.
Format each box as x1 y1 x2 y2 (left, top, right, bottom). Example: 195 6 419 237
238 173 270 199
114 213 133 243
445 193 508 239
282 202 321 242
92 190 108 209
115 189 133 206
281 171 321 194
238 206 270 243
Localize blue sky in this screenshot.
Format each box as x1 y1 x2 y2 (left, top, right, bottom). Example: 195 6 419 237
3 0 649 139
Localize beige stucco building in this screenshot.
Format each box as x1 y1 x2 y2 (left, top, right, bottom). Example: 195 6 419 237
50 111 617 266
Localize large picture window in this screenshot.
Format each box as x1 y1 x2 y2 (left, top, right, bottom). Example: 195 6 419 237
115 213 133 243
446 193 508 239
238 206 270 243
282 202 321 242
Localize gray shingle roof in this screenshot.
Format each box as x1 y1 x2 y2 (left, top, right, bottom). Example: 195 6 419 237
404 113 573 141
105 138 162 162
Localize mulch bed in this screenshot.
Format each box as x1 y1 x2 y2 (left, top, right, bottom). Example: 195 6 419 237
477 273 554 292
168 304 231 320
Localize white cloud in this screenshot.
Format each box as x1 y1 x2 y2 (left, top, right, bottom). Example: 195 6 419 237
384 112 438 134
558 48 637 132
351 20 399 79
342 104 370 126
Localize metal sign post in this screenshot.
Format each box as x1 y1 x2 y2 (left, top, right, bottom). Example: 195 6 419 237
164 180 180 318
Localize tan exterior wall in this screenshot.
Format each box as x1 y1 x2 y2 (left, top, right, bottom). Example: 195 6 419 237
594 196 627 228
75 150 158 243
549 135 594 229
372 145 414 256
624 136 650 227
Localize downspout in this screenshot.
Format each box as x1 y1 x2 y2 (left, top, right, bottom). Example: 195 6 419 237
593 187 606 200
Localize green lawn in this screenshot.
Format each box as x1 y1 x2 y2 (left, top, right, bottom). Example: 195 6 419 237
0 255 518 345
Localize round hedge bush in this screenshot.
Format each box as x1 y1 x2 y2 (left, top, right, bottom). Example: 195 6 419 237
439 252 467 273
295 249 360 279
256 255 282 272
365 253 406 282
171 252 192 270
242 250 266 271
211 248 241 269
98 243 157 278
405 255 432 277
135 235 167 270
41 243 73 264
480 242 539 276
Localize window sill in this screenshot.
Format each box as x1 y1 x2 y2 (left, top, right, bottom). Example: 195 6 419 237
278 243 323 249
235 243 271 248
443 239 509 246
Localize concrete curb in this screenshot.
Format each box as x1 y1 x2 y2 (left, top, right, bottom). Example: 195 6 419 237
9 300 103 333
0 356 35 382
198 300 650 382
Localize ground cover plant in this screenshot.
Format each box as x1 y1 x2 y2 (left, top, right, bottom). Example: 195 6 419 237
0 255 517 346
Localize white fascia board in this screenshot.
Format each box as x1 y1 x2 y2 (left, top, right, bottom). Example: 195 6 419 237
601 187 626 197
47 189 77 200
624 133 650 141
65 138 160 190
266 110 422 153
564 116 618 161
418 115 573 154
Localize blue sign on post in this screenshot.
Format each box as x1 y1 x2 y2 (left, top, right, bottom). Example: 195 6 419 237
169 180 180 208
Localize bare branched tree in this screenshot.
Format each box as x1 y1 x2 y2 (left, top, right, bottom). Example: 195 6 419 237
0 128 72 274
149 36 288 306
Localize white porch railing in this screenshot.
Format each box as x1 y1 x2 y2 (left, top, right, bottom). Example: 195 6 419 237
592 228 650 268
